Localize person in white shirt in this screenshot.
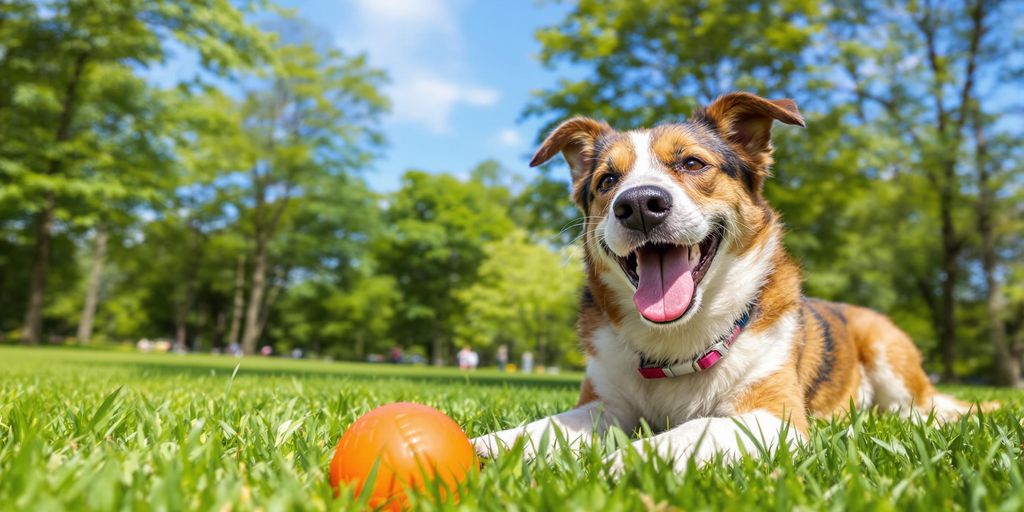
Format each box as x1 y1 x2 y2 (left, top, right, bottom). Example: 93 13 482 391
458 346 473 371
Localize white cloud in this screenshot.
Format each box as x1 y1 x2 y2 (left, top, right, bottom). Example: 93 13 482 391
355 0 455 26
338 0 499 133
461 87 501 107
496 128 523 148
389 76 499 132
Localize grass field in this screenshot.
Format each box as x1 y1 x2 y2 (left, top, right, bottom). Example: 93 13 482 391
1 346 1022 511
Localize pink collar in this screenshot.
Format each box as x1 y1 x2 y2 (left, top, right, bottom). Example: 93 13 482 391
637 309 753 379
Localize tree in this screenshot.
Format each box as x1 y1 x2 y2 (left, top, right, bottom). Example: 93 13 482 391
271 273 398 359
510 166 581 246
526 0 821 130
233 35 388 355
0 0 271 344
457 230 584 368
375 166 514 365
822 0 1019 380
973 119 1024 386
74 224 106 343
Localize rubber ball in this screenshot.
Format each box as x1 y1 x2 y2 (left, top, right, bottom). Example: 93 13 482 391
329 402 477 510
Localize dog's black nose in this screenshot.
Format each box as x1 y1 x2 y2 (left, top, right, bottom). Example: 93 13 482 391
613 185 673 234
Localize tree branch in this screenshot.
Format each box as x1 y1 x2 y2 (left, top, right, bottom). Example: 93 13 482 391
915 0 949 134
954 0 987 133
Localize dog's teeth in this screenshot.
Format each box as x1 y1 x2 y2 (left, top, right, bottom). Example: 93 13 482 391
691 245 700 264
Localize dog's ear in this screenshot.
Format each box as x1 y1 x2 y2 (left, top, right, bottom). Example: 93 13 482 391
529 117 613 183
702 92 805 158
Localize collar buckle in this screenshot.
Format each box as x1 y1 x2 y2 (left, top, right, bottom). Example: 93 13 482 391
693 339 730 372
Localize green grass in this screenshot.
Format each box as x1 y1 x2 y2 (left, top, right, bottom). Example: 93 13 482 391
1 346 1022 511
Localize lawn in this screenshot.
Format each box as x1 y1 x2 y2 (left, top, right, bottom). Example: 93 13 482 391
1 346 1022 511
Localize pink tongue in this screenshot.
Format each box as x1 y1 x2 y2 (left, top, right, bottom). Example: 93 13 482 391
633 245 695 323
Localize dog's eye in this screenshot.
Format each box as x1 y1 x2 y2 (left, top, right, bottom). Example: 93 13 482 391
597 174 619 192
679 157 708 173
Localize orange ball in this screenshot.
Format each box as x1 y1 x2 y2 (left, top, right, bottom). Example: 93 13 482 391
329 402 477 510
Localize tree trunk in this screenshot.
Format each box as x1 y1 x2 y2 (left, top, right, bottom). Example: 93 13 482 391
76 225 108 343
256 266 287 336
974 114 1020 387
173 227 203 352
226 255 246 346
537 334 547 369
21 191 56 345
431 322 444 366
174 317 187 351
240 237 268 355
194 297 210 352
213 310 227 351
1013 317 1024 373
355 332 365 361
174 273 198 353
21 51 90 344
916 0 986 383
938 197 959 382
533 307 546 368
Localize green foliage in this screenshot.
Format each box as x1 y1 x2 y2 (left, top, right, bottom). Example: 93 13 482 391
510 166 581 245
457 230 584 367
0 0 271 219
528 0 822 129
374 165 515 363
2 346 1023 510
225 29 389 354
271 273 399 360
0 4 401 355
0 0 272 343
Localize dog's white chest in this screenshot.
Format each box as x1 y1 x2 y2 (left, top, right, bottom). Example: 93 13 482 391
591 351 743 429
586 314 797 430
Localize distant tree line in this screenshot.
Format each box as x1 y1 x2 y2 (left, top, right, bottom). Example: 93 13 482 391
1 0 1022 382
0 0 583 367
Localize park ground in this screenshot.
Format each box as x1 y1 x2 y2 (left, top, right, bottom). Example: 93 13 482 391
1 346 1022 511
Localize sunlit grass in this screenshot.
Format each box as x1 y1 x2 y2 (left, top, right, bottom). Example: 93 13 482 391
0 346 1021 511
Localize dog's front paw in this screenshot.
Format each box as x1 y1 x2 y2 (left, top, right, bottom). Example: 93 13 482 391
603 448 630 479
472 428 536 460
604 439 691 478
471 433 503 460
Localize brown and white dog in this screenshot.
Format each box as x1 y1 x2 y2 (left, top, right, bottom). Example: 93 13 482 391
473 92 992 473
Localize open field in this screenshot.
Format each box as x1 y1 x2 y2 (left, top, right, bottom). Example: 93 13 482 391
1 346 1022 511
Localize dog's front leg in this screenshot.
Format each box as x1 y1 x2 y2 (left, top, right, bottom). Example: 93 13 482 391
473 401 620 460
607 410 802 475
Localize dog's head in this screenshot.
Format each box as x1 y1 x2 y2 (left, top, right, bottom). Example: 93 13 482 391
531 92 804 329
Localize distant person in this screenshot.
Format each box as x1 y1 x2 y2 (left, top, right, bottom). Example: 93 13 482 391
496 344 508 372
522 351 534 374
458 346 473 371
260 345 272 356
291 348 303 359
468 349 479 371
228 341 241 357
389 346 403 364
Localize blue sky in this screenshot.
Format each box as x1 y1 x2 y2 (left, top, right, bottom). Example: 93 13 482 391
153 0 577 192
